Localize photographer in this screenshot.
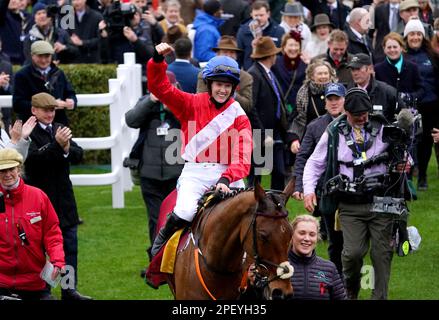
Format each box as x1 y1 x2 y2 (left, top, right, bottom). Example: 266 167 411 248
303 88 412 300
23 2 80 65
102 2 156 64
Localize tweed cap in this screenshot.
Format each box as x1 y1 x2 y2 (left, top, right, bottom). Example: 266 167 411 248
32 92 58 109
0 148 23 170
31 40 55 55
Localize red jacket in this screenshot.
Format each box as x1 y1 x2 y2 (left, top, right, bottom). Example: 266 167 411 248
0 179 65 291
147 59 253 183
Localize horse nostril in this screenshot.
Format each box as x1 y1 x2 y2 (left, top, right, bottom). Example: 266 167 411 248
271 288 284 300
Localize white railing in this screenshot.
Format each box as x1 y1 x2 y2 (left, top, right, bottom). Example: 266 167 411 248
0 52 142 208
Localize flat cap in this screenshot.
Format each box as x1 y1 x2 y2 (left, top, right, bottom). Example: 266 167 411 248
0 148 23 170
344 87 372 114
32 92 58 108
31 40 55 55
347 53 373 68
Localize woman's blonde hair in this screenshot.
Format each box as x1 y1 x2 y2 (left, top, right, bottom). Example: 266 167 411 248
304 59 337 82
291 214 321 240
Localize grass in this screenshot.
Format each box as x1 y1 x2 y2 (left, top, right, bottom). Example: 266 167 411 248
60 159 439 300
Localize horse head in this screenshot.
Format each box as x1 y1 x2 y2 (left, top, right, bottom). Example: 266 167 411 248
241 181 295 300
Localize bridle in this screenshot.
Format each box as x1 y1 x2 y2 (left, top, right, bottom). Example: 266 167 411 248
193 190 294 300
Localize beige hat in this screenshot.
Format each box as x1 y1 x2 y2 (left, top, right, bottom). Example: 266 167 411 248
399 0 420 12
32 92 58 109
0 148 23 170
250 36 282 59
31 40 55 55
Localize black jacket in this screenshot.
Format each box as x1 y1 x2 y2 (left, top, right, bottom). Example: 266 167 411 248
287 250 346 300
68 7 103 63
374 57 425 105
294 113 334 193
0 0 32 65
0 58 13 95
348 76 400 122
13 63 77 125
247 62 289 141
25 123 83 228
125 95 183 181
345 25 373 59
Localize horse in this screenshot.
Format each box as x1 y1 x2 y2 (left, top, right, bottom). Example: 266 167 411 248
163 182 295 300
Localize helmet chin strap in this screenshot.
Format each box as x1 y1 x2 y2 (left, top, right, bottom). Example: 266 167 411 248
207 81 237 109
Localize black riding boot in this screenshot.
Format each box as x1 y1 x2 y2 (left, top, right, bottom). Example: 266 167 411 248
151 212 189 257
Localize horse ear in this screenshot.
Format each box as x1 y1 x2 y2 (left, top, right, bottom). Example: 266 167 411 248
254 180 266 202
281 177 296 205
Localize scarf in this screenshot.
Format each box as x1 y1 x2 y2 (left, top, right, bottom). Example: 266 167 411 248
283 53 301 71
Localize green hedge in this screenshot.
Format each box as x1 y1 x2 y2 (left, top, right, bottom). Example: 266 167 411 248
13 64 118 164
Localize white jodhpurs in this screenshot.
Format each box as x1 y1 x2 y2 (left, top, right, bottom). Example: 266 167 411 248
173 162 245 222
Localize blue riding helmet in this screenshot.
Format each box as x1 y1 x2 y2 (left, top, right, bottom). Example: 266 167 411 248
202 56 240 86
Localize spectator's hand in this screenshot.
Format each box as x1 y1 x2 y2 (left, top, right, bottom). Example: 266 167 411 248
9 120 23 144
290 140 300 154
142 10 157 25
155 42 174 56
264 135 274 148
304 193 317 213
150 93 159 102
56 99 68 109
51 266 62 281
21 116 37 140
123 26 138 42
396 161 411 173
53 41 66 53
70 34 83 46
55 126 72 153
151 5 164 18
0 72 10 87
99 20 108 38
215 183 231 194
292 191 304 201
65 99 75 110
432 128 439 144
300 51 311 64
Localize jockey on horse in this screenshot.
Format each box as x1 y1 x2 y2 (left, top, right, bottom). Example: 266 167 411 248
148 43 253 257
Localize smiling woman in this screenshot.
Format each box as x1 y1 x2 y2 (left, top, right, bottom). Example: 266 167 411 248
245 214 346 300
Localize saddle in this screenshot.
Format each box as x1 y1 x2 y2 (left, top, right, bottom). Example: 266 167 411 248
145 187 245 289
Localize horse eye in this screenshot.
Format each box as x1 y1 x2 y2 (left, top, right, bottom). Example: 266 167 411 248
258 232 270 243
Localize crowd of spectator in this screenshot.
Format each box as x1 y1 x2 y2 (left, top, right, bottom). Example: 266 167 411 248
1 0 439 300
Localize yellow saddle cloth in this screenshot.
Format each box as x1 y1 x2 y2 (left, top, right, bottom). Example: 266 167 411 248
160 229 184 274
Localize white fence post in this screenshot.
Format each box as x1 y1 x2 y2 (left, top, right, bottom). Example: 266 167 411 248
0 56 142 209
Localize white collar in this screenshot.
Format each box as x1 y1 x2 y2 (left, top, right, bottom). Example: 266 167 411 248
174 58 190 63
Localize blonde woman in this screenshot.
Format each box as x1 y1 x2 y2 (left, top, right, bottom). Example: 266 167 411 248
244 214 346 300
289 60 337 154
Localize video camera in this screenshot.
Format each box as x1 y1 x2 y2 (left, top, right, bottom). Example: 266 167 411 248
104 0 137 35
382 108 422 146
